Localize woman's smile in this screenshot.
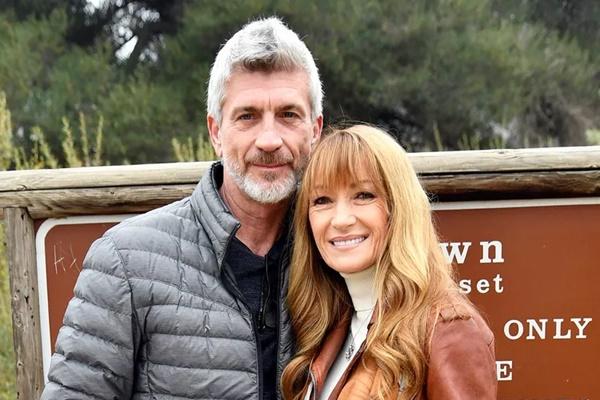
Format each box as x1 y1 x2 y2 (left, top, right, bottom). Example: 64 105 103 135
329 235 368 248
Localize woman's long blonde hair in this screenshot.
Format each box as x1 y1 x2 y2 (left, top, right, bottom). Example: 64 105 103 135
281 125 469 399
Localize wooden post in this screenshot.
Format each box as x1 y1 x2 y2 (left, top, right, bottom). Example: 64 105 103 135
5 208 44 399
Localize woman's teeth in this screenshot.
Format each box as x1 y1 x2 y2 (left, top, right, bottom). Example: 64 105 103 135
331 236 366 247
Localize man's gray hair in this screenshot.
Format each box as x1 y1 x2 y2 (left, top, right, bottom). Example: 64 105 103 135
207 17 323 124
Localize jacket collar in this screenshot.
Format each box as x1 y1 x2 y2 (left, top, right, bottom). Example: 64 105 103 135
309 307 380 397
310 314 351 396
190 161 240 268
190 161 296 271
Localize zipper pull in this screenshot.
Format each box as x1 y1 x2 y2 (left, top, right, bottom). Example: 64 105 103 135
258 303 266 330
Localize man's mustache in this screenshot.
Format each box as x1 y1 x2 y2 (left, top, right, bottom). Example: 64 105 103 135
247 151 293 165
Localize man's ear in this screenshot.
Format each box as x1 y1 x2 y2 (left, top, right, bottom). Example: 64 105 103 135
312 115 323 145
207 115 223 157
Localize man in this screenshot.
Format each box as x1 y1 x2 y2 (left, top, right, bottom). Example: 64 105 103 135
41 17 323 400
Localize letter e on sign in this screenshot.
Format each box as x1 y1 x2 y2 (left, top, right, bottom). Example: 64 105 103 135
496 360 513 381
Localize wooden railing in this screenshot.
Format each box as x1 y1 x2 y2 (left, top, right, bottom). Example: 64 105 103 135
0 147 598 219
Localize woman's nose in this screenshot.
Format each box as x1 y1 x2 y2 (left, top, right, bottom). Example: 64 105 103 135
331 203 356 229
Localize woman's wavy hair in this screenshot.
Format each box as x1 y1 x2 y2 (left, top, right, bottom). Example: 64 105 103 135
281 125 468 399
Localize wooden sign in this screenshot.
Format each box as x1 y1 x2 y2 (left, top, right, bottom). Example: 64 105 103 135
434 198 599 397
34 198 599 398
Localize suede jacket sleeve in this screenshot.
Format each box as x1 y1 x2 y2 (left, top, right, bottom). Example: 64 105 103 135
426 309 497 399
40 236 140 400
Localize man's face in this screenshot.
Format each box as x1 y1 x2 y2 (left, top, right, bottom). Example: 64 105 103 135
208 69 322 204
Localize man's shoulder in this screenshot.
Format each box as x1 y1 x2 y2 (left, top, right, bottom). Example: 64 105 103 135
104 161 221 240
103 196 200 248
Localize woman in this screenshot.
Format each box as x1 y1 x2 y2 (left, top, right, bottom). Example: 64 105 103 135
281 125 497 399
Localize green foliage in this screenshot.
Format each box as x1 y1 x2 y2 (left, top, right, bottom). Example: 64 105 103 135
99 78 192 163
457 131 507 151
491 0 600 58
287 0 598 149
41 43 115 146
153 0 599 151
0 93 12 170
172 132 216 162
0 0 62 20
1 0 598 161
61 117 81 167
587 129 600 145
13 126 59 170
1 91 105 170
0 9 67 147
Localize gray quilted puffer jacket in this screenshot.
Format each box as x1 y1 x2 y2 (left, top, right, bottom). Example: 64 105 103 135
41 162 295 400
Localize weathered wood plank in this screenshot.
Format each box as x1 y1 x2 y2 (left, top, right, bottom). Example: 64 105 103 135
5 208 44 399
0 146 598 193
421 170 600 201
0 147 597 219
0 161 212 192
0 170 598 219
410 146 600 174
0 184 197 219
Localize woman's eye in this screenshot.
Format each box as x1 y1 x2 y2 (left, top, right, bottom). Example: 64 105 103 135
356 191 375 200
312 196 330 206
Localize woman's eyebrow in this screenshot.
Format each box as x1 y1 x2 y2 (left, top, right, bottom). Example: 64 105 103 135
351 180 376 188
310 180 375 191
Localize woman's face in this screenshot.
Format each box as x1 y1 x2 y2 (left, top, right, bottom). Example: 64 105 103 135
308 176 388 274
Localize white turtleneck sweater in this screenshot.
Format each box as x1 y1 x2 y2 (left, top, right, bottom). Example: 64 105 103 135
311 266 377 400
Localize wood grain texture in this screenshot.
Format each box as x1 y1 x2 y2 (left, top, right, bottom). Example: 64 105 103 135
410 146 600 174
0 184 197 219
5 208 44 400
0 162 211 192
421 170 600 201
0 146 598 192
0 146 597 218
0 171 597 219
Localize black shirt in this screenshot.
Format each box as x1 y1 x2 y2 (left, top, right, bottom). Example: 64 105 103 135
225 235 285 400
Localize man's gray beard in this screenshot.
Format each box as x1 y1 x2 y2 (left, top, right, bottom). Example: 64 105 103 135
222 154 301 204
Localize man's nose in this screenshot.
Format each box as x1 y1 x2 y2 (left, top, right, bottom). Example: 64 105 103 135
255 116 283 152
331 202 356 229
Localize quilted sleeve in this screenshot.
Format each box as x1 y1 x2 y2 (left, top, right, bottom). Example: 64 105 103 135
426 314 497 399
41 236 140 400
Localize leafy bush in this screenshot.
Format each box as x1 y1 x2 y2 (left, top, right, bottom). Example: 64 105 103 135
2 1 598 161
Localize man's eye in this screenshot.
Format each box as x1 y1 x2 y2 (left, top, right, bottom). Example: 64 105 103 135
312 196 330 206
356 192 375 200
238 113 254 121
281 111 298 118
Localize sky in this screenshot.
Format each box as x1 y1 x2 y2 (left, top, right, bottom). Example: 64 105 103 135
86 0 138 60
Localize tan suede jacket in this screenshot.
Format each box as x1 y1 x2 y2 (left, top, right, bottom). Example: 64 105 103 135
306 304 497 399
